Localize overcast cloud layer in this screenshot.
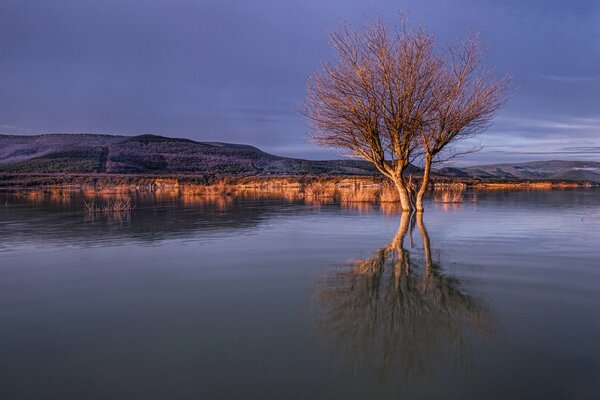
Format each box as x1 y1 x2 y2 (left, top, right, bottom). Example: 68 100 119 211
1 0 599 164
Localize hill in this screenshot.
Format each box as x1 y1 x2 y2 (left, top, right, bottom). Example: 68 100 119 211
0 133 379 176
1 134 598 183
439 160 600 183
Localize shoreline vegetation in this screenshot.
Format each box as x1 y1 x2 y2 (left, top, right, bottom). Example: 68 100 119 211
0 173 594 192
0 174 595 212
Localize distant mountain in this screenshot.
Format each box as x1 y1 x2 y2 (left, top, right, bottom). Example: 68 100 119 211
438 160 600 183
0 133 379 176
1 134 598 183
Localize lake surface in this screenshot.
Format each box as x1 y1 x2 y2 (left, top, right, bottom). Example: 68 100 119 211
1 189 600 399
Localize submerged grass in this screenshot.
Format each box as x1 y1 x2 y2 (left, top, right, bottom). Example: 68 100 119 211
9 174 591 216
433 187 464 204
84 199 135 213
379 181 401 203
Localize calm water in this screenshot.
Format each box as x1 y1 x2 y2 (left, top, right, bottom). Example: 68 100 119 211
1 190 600 399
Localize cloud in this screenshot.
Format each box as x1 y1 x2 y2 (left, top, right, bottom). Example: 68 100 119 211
484 148 600 155
495 116 600 130
540 75 600 84
559 146 600 154
489 116 600 141
455 146 600 166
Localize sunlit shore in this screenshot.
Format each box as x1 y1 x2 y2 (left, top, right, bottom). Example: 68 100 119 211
0 172 594 191
1 173 596 215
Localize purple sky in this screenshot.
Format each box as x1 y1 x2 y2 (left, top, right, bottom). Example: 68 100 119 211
1 0 599 164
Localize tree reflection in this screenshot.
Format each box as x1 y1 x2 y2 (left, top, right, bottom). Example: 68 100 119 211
315 212 490 381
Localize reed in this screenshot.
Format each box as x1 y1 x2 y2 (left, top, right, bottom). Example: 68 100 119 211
379 181 400 203
304 181 335 199
338 186 377 203
433 187 464 203
207 180 234 195
84 199 135 213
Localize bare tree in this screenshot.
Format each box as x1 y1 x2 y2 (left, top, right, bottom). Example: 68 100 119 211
303 18 508 211
302 20 439 211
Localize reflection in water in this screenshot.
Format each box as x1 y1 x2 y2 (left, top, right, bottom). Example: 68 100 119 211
2 188 600 398
0 189 409 248
315 212 490 381
0 191 302 249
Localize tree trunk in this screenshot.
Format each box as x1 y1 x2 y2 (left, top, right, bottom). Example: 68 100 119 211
415 154 432 212
392 177 413 212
